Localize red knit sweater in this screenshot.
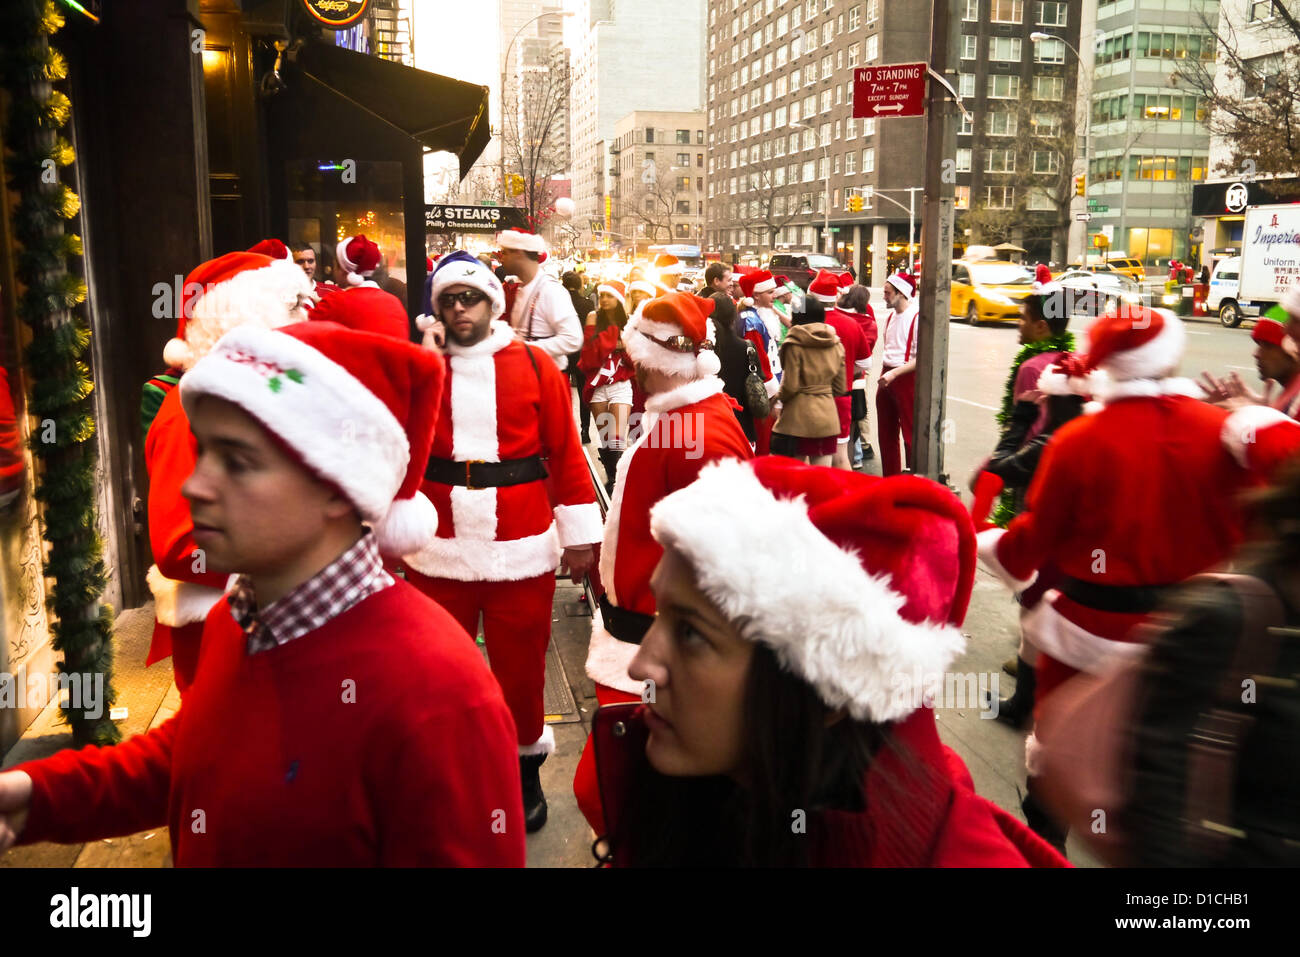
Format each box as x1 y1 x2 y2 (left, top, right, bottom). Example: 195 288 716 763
18 581 526 866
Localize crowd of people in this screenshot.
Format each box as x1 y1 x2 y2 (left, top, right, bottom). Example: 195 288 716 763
0 228 1298 868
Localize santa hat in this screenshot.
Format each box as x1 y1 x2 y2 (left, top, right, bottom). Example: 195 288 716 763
1252 317 1288 348
1080 305 1185 382
498 228 548 264
309 286 410 340
418 250 506 334
1036 352 1100 402
1035 263 1052 286
885 271 916 299
650 458 974 724
336 235 382 286
163 251 312 370
808 269 852 304
425 256 435 273
738 269 777 299
596 279 627 308
1282 285 1300 321
179 322 445 556
628 278 657 299
248 239 292 261
623 291 722 379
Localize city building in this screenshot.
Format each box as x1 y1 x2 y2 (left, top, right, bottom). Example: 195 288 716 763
953 0 1086 264
703 0 928 284
1194 0 1300 270
1087 0 1218 267
608 110 708 255
570 0 708 251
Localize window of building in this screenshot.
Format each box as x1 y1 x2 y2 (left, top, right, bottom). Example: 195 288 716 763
1034 38 1065 63
1032 150 1059 173
1033 75 1063 100
777 45 788 67
959 112 973 134
819 121 830 144
986 149 1015 173
1036 1 1067 25
816 193 825 213
792 34 802 58
990 0 1023 23
790 100 801 124
676 200 692 214
645 198 655 213
822 21 833 45
959 73 976 97
963 0 978 19
837 49 844 70
848 42 861 66
677 152 691 166
955 185 970 209
855 147 870 172
956 148 972 171
805 94 817 115
1031 111 1060 135
834 118 842 138
778 13 789 34
845 149 857 173
986 110 1017 135
866 34 878 60
988 74 1021 99
866 0 879 21
986 185 1015 207
1249 0 1282 22
1097 32 1133 64
845 116 856 137
962 35 977 59
822 54 833 79
848 4 861 30
1027 186 1054 210
832 154 840 174
803 160 816 181
645 128 656 143
822 89 833 111
678 175 692 190
990 37 1022 60
863 117 875 136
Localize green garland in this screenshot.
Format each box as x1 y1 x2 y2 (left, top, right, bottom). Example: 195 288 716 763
1 0 119 745
991 330 1076 529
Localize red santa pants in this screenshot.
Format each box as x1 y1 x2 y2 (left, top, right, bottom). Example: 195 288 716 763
407 571 556 749
573 682 642 835
875 367 916 476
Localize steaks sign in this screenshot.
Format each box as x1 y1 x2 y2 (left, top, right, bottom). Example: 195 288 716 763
853 63 927 120
425 204 529 234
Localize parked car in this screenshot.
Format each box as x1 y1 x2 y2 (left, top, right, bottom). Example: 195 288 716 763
950 260 1037 324
1105 257 1147 282
767 252 852 291
1055 269 1143 317
1053 261 1120 278
1207 255 1243 327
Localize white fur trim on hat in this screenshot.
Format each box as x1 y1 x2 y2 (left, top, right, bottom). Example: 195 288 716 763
596 283 626 308
337 236 377 286
622 313 710 380
1221 404 1293 468
1090 308 1185 381
429 258 506 321
629 279 657 298
648 459 967 724
498 230 547 255
179 325 409 525
810 291 839 304
885 272 915 299
172 259 312 370
751 277 777 295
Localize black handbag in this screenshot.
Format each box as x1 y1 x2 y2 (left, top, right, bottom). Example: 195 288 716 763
851 384 868 421
743 342 771 419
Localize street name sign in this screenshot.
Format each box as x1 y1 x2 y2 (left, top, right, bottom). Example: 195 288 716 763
853 63 927 119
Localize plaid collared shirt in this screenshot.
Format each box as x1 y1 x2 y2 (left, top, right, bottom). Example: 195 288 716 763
227 532 394 655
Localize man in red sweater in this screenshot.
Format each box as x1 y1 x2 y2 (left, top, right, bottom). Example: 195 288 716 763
0 322 526 866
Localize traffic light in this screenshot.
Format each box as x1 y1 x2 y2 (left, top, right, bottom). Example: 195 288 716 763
847 194 864 212
510 174 526 197
1075 175 1086 197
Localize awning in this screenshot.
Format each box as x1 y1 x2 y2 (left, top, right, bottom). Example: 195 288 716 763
993 242 1026 252
286 41 490 177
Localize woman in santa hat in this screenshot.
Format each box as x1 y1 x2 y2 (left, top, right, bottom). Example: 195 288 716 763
589 457 1069 867
579 279 636 493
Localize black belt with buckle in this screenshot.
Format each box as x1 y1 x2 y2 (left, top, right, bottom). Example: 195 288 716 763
600 593 655 645
1059 575 1177 615
424 455 548 490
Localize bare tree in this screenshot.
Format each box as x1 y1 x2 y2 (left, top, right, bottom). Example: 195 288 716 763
741 157 804 252
502 47 571 231
1177 5 1300 192
628 162 681 242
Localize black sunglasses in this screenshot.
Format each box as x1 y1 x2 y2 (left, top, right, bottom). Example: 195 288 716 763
437 290 488 308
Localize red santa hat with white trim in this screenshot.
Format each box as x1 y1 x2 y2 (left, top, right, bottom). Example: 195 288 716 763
884 271 916 299
163 251 313 371
497 228 548 263
623 290 722 379
247 238 292 261
649 457 974 723
309 285 411 341
179 321 445 556
738 269 777 300
335 234 382 286
596 279 627 308
808 269 853 304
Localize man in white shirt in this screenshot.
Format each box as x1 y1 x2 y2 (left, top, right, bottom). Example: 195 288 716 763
876 272 920 476
498 229 583 370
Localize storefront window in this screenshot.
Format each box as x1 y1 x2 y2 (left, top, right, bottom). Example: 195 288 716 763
287 160 407 286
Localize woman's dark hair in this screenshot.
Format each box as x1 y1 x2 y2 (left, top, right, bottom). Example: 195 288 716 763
708 292 738 342
594 296 629 334
837 284 870 313
561 271 582 292
792 296 825 326
612 644 892 866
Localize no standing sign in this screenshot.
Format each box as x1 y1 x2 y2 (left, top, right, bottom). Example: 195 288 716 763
853 63 927 119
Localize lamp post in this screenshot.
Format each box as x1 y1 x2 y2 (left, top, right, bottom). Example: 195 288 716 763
1030 30 1089 263
791 121 831 256
500 11 574 205
869 187 925 272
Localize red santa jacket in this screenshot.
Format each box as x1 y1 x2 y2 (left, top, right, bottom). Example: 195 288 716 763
17 580 525 866
577 321 635 402
144 388 231 666
836 307 878 384
597 705 1069 867
978 388 1300 674
404 320 602 582
586 377 753 693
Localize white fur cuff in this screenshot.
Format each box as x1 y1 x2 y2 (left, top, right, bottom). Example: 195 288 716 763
976 528 1037 593
147 565 225 627
518 723 556 756
554 502 603 548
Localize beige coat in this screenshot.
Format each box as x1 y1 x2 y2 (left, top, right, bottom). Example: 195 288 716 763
774 323 847 438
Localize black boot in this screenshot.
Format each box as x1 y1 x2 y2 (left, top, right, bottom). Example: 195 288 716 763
598 447 622 496
520 753 548 833
1022 776 1067 856
986 656 1035 728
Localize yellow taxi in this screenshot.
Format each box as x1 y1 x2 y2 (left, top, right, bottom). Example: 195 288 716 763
949 260 1038 324
1105 257 1146 282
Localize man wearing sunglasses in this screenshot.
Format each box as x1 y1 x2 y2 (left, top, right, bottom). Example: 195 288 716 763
497 229 582 370
406 251 602 834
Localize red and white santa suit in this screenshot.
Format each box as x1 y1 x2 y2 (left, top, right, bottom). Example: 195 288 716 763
404 254 602 757
572 292 753 833
577 279 636 405
809 269 875 446
500 229 583 370
876 272 920 476
146 252 312 692
737 270 782 455
977 307 1300 770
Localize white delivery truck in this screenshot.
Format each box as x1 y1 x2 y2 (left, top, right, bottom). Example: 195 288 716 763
1219 203 1300 327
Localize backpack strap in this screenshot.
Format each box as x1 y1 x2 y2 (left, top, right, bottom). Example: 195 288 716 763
1182 572 1288 853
